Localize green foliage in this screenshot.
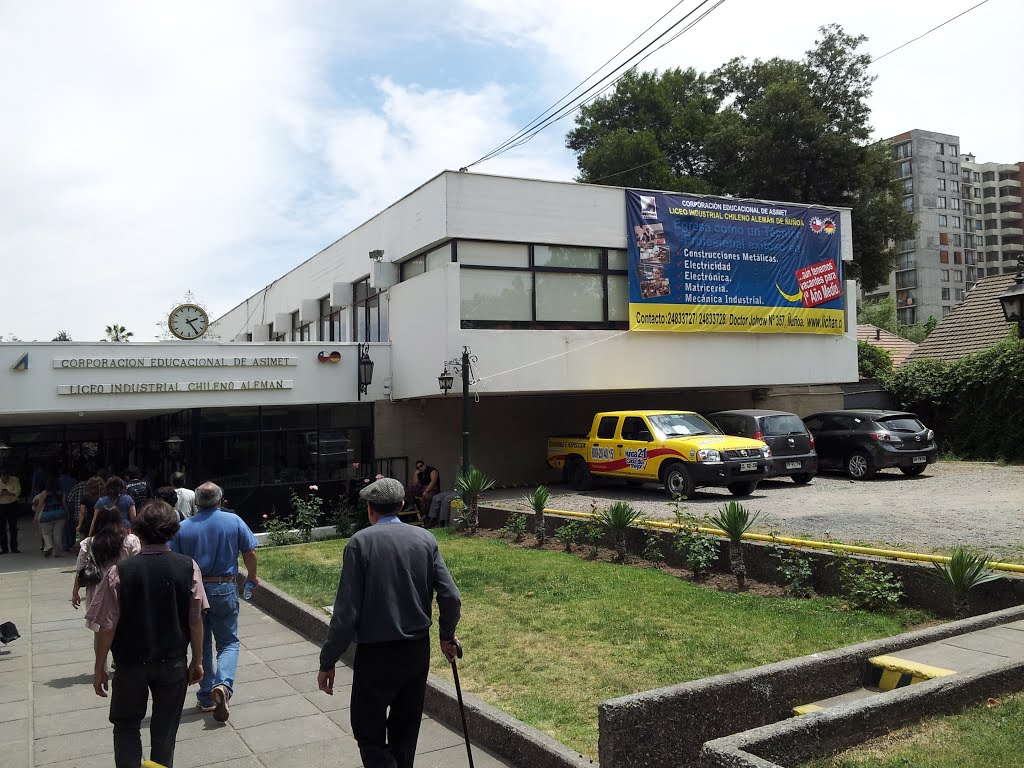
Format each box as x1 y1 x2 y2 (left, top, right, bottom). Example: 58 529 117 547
641 530 665 565
857 296 936 343
104 323 133 342
583 517 605 559
335 492 369 537
672 518 720 581
885 338 1024 462
857 340 893 380
454 466 496 533
837 554 903 612
265 486 323 545
523 485 550 545
597 501 644 562
710 501 759 543
555 521 583 553
931 548 999 618
264 506 301 546
770 546 815 598
500 512 528 543
568 24 915 291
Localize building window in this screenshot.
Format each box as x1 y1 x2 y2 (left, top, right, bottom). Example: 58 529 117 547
899 160 912 178
952 234 962 246
895 142 912 159
318 296 346 342
949 144 958 156
975 220 983 230
352 277 388 342
903 196 913 212
895 270 916 289
954 288 965 302
939 232 950 246
950 162 959 174
289 310 313 342
954 269 964 282
941 269 950 281
938 142 945 155
965 250 976 265
973 172 981 182
936 196 947 209
951 197 960 210
897 253 915 270
941 287 950 300
951 180 960 193
940 250 949 263
902 178 913 194
938 214 948 227
952 216 961 228
459 241 628 329
898 239 916 252
954 251 962 264
942 306 951 317
399 242 453 281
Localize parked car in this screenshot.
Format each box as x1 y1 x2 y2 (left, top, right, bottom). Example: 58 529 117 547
706 409 817 484
801 409 937 480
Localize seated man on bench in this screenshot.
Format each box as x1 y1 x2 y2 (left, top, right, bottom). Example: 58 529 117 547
402 459 440 523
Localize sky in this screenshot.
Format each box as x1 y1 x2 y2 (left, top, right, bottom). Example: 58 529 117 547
1 0 1020 342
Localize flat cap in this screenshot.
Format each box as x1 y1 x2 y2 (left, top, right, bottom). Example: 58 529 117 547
359 477 406 506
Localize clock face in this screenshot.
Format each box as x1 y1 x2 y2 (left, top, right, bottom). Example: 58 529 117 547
168 304 209 340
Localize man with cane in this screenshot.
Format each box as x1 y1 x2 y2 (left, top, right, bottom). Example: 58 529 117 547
317 477 462 768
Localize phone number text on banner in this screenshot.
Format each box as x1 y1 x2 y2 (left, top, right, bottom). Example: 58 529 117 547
626 189 846 334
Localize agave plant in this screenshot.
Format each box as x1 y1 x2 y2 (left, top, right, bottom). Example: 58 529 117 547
597 501 644 563
710 501 760 589
454 466 496 534
931 548 1000 619
523 485 550 546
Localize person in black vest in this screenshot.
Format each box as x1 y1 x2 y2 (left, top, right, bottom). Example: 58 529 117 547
403 459 440 517
86 500 207 768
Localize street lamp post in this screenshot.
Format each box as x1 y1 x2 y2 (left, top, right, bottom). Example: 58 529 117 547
998 256 1024 340
438 346 477 479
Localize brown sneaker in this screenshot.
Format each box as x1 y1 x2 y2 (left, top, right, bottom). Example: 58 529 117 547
211 685 230 722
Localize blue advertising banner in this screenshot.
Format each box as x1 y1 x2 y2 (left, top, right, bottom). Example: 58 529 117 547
626 189 846 334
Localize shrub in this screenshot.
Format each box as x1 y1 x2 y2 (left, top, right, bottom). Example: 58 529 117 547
672 515 719 581
770 546 815 598
288 486 323 543
555 521 583 552
500 512 528 543
710 501 760 589
263 507 300 547
931 548 1000 619
583 518 604 559
523 485 550 546
858 340 893 379
454 467 496 534
597 501 644 562
837 554 903 612
642 529 665 565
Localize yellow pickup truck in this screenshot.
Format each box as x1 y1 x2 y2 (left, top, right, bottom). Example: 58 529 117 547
547 410 771 498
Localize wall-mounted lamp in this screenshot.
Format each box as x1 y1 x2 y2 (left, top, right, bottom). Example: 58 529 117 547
358 343 374 398
164 435 184 459
997 256 1024 340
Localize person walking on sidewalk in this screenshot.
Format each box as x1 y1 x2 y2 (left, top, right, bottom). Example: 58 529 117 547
86 500 207 768
318 476 462 768
0 466 21 554
170 481 258 723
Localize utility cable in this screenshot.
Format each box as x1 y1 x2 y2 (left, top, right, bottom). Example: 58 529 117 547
467 0 723 169
871 0 992 63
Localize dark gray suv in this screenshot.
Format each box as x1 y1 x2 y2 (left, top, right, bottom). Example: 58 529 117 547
802 409 937 480
706 409 818 484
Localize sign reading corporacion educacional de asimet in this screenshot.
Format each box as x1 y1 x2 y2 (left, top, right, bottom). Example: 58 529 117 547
626 189 846 334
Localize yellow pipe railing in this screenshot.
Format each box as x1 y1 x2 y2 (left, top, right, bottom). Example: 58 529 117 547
542 508 1024 575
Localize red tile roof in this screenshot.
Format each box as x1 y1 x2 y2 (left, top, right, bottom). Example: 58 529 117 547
906 274 1019 363
856 324 918 367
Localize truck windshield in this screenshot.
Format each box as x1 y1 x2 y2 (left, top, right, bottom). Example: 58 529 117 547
648 413 719 437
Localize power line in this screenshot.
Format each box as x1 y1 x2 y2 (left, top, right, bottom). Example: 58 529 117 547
872 0 992 63
466 0 725 169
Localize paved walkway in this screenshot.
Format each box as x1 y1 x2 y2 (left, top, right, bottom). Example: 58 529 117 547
0 559 510 768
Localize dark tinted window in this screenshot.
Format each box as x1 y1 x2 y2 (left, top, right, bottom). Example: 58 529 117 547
877 416 926 432
710 415 739 435
597 416 619 439
621 417 653 441
803 416 824 432
821 414 853 431
761 414 806 436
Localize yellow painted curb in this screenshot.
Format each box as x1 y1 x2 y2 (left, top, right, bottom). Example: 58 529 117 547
542 508 1024 574
792 703 824 716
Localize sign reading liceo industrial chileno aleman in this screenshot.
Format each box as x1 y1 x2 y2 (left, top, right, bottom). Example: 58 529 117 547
626 189 845 334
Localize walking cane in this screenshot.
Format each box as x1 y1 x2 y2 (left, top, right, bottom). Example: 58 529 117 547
450 639 475 768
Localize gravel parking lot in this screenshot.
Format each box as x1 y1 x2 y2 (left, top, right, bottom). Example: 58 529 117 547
488 461 1024 557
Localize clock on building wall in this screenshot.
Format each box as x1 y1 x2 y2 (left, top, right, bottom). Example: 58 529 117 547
168 304 210 340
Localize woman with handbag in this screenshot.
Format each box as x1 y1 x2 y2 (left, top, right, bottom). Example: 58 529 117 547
72 504 141 613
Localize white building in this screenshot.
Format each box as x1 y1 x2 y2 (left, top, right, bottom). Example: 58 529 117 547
1 171 858 523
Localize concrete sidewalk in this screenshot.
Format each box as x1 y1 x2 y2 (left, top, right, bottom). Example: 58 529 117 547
0 564 511 768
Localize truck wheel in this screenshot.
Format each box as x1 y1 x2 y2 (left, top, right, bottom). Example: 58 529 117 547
662 462 694 500
727 481 758 497
567 457 594 491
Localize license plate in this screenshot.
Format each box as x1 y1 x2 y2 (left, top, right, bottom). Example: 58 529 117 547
913 455 927 464
740 462 758 472
785 461 802 470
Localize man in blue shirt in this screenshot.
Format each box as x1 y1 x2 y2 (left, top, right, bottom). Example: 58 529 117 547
170 481 258 723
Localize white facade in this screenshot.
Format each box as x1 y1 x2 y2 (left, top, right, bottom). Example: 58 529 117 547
216 171 859 400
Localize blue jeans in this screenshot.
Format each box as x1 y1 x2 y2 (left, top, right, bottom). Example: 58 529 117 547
197 583 239 706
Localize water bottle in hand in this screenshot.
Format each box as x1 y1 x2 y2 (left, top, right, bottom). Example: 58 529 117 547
243 581 254 601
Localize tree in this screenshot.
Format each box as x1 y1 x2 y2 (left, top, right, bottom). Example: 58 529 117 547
567 24 915 292
104 324 134 343
857 340 893 379
857 296 937 343
52 331 72 341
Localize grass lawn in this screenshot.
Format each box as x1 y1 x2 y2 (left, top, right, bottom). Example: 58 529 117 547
256 531 927 759
806 692 1024 768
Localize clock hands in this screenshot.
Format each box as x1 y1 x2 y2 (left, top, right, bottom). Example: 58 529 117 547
186 317 199 333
